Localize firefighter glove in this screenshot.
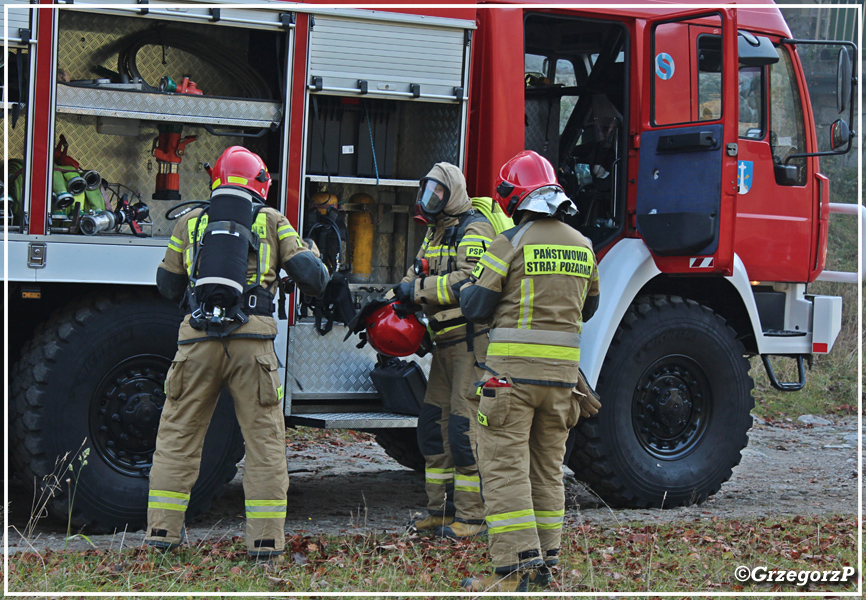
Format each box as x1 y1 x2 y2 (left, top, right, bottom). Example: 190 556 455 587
392 281 416 306
578 392 602 418
574 369 601 418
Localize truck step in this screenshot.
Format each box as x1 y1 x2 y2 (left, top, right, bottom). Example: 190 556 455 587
288 412 417 429
763 329 807 337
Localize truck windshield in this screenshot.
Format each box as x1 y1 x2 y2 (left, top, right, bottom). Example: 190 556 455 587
769 46 807 185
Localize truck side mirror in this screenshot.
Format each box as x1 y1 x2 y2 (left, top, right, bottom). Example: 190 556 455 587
830 119 850 151
836 47 852 113
738 32 779 67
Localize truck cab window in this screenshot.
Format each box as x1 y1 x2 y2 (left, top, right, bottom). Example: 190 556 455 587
739 66 764 138
769 46 807 184
697 35 722 121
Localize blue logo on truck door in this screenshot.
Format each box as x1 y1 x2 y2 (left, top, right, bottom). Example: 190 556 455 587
737 160 753 195
655 53 675 80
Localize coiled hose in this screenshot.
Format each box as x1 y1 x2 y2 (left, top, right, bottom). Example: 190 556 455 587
117 27 273 99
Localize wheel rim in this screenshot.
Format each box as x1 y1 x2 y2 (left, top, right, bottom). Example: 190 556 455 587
631 354 711 460
89 355 169 477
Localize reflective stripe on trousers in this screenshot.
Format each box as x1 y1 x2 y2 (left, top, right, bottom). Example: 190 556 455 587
454 473 480 492
535 509 565 530
245 499 287 519
486 508 537 535
148 489 190 512
426 467 455 485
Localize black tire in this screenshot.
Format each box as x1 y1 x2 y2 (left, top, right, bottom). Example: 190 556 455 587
371 428 425 473
10 292 245 534
569 295 754 508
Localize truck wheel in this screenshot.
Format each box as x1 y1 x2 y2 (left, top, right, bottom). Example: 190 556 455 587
10 292 245 534
569 295 754 507
372 429 425 473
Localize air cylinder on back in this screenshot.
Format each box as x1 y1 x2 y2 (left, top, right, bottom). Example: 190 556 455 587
195 191 254 311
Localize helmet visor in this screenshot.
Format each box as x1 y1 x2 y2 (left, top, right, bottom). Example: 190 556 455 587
415 178 450 218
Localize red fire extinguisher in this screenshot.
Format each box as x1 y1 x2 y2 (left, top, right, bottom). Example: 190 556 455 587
152 124 196 201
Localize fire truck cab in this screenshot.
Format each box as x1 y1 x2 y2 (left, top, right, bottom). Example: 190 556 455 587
3 0 858 533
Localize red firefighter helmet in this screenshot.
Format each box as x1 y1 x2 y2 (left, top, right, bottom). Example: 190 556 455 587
211 146 271 200
365 301 426 357
494 150 573 217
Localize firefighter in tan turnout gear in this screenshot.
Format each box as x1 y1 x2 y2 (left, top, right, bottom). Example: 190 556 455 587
392 163 496 538
459 151 600 592
145 147 328 559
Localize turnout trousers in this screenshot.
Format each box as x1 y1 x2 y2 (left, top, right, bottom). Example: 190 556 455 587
145 337 289 554
475 379 576 571
416 334 489 522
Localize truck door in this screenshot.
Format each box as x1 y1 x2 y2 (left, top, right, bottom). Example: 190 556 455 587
636 9 739 276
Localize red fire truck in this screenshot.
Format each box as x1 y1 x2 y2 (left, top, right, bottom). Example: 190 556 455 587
4 0 859 533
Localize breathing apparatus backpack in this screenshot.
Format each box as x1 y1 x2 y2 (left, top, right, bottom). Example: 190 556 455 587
186 188 268 337
440 197 514 264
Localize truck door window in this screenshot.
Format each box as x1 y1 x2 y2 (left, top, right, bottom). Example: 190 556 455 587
697 35 722 121
739 66 764 138
769 47 807 184
652 17 724 126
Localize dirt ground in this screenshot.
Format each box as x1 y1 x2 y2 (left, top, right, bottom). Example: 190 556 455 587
4 415 860 554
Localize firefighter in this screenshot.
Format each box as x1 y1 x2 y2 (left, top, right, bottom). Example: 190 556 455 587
145 146 328 560
392 163 495 538
458 150 600 591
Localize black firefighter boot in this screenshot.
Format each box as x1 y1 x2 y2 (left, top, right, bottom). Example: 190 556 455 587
528 549 560 588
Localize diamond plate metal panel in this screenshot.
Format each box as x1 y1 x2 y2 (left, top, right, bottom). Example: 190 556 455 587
56 85 282 128
287 321 431 397
288 321 379 395
289 412 418 429
396 103 461 180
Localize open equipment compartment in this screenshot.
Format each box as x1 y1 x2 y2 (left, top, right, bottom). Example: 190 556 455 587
49 7 290 239
286 10 473 412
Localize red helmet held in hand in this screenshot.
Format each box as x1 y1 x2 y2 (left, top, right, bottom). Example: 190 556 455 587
365 301 427 357
211 146 271 200
493 150 576 217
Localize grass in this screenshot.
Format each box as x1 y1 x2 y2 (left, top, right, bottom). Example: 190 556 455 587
4 514 857 594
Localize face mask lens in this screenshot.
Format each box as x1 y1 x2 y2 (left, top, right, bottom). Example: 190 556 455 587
416 179 449 217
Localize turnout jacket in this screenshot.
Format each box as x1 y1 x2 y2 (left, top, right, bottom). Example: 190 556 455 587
400 163 495 345
460 216 600 386
157 202 328 343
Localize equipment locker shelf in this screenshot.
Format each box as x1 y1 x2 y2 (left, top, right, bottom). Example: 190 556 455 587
55 84 283 129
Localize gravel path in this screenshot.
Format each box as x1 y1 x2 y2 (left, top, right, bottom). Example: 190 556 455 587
5 416 859 554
